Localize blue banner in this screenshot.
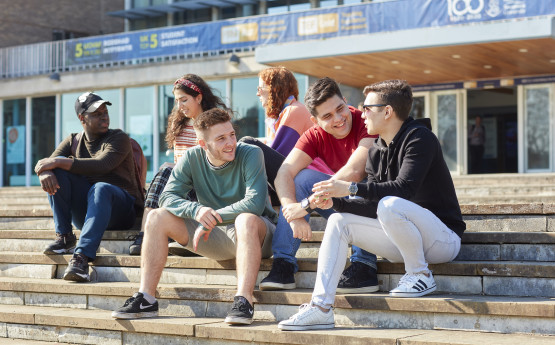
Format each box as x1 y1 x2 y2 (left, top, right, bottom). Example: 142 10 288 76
66 0 554 65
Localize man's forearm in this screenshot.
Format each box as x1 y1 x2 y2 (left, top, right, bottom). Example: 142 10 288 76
275 169 298 206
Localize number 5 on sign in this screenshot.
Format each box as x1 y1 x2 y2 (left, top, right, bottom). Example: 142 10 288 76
150 34 158 48
75 43 83 58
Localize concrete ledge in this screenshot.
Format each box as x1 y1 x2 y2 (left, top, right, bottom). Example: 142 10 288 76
0 278 553 319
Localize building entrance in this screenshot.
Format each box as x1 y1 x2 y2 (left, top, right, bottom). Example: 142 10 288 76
467 87 518 174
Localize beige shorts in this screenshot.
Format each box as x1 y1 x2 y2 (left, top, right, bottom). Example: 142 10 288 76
181 216 276 261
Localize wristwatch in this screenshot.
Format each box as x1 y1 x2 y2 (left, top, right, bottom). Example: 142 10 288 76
348 182 358 197
300 198 314 213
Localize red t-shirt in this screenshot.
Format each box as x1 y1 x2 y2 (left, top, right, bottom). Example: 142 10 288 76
295 106 376 173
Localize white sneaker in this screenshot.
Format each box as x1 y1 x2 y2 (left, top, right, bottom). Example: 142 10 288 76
278 303 334 331
390 271 436 297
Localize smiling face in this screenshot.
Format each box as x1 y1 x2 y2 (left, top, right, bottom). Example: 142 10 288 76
80 104 110 139
199 121 237 166
174 88 203 119
257 78 270 109
311 95 352 139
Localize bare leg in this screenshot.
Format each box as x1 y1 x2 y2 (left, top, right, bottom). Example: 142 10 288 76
140 207 153 232
234 213 266 305
139 208 191 296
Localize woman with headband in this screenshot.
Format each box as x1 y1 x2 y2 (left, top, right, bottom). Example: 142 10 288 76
129 74 229 255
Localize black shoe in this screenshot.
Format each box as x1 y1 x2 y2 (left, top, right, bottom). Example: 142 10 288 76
111 292 159 319
44 232 76 255
225 296 254 325
336 262 379 293
128 232 143 256
259 258 296 291
63 253 90 282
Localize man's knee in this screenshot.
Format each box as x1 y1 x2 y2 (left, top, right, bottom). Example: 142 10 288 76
235 213 265 241
145 208 168 231
293 169 322 198
87 182 114 200
377 196 405 225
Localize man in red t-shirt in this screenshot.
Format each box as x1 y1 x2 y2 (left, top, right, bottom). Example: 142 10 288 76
260 77 379 293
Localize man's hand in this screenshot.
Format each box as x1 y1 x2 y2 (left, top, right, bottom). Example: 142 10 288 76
38 171 60 195
290 218 312 241
312 179 350 199
34 158 59 175
313 196 333 210
195 206 222 231
193 225 211 252
282 202 309 223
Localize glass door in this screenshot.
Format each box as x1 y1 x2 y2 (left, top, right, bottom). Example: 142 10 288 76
521 84 553 172
431 90 465 174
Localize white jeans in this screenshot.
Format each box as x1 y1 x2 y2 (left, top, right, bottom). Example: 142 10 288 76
312 196 461 308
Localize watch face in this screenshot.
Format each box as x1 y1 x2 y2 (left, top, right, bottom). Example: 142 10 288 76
349 182 358 195
301 198 309 209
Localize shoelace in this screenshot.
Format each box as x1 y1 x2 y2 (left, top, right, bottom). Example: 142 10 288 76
231 299 250 314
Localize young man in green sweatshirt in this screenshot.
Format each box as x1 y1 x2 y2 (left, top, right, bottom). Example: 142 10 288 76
113 108 278 325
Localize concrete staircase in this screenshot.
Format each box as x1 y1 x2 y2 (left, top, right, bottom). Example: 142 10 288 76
0 181 554 345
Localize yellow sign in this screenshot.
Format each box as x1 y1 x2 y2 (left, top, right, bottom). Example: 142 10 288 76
298 13 338 36
221 23 258 44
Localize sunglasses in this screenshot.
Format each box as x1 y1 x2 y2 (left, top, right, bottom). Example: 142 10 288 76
362 103 388 111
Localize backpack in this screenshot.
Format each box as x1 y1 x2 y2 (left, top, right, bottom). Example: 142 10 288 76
71 131 147 203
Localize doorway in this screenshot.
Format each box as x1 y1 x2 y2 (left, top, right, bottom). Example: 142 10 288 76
467 87 518 174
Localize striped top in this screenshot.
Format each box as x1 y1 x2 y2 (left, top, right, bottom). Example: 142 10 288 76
173 124 197 163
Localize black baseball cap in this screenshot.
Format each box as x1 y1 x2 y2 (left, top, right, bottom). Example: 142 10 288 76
75 92 112 115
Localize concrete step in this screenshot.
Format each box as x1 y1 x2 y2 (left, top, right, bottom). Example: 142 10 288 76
0 277 553 336
1 233 552 262
0 253 553 297
0 301 553 343
451 173 555 186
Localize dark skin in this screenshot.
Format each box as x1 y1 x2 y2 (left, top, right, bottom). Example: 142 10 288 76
35 104 110 195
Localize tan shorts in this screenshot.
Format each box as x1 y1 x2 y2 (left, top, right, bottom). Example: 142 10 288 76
181 216 276 261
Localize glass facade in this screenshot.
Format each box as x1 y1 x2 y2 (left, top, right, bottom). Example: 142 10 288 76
125 86 155 180
525 86 551 171
437 94 458 171
31 97 56 185
2 99 26 186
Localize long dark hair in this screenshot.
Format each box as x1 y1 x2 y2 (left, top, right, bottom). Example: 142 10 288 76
165 74 228 147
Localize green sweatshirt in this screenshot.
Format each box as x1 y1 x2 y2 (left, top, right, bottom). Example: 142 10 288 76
159 142 278 225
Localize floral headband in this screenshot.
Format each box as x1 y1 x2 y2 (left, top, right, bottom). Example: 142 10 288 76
174 78 202 95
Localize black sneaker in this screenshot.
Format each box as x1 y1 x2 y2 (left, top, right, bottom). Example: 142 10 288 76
259 258 296 291
63 253 90 282
44 232 76 255
336 262 379 293
128 232 143 256
225 296 254 325
111 292 159 319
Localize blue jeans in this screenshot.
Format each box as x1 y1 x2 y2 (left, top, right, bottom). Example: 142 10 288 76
272 168 377 272
48 169 136 260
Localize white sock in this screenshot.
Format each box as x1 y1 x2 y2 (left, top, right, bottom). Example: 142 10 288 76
139 291 156 304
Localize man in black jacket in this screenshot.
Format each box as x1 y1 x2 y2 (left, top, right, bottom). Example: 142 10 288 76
278 79 466 331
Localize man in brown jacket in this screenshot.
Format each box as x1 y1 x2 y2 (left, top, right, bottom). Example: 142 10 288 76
35 92 142 282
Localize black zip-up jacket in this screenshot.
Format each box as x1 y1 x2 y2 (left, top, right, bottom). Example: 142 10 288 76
332 117 466 238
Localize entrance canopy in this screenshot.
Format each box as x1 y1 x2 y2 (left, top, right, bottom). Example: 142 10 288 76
255 16 555 87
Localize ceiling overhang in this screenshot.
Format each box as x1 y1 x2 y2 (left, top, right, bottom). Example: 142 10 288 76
255 16 555 88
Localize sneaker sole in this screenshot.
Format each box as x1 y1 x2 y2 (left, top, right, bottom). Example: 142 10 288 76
44 247 75 255
224 316 253 325
63 271 90 282
278 323 334 331
259 282 296 291
336 285 379 294
389 285 436 298
111 311 158 319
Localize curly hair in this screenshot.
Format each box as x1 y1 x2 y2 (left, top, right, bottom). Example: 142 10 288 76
259 67 299 119
165 74 229 148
